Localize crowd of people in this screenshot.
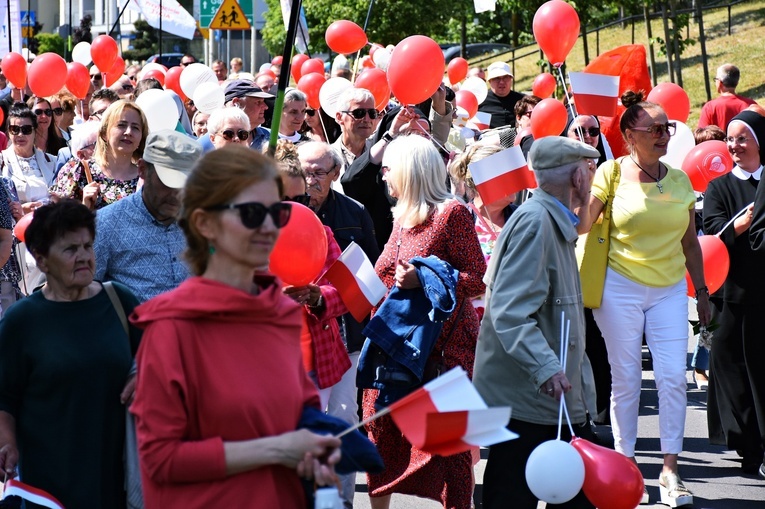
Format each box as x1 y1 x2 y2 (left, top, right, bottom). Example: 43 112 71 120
0 49 761 509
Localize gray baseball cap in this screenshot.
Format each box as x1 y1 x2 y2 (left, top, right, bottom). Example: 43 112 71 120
529 136 601 171
143 130 203 188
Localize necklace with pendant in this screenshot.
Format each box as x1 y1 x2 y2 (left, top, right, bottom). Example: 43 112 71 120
631 156 663 193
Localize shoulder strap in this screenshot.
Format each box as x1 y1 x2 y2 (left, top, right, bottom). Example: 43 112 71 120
103 281 129 336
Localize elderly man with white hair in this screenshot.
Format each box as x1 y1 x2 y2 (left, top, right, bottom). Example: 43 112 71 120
331 87 380 180
206 107 251 150
474 136 601 509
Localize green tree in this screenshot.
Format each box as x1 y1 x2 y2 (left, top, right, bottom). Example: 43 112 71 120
73 14 93 44
35 33 66 56
122 19 158 62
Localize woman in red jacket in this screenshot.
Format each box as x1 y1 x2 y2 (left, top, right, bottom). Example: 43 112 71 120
130 145 340 509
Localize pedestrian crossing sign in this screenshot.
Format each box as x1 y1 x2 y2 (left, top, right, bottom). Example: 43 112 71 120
209 0 251 30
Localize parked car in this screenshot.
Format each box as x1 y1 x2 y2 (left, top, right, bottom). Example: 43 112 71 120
146 53 184 68
442 43 512 63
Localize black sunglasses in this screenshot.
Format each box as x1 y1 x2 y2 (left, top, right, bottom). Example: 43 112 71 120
284 194 311 206
8 124 33 135
52 107 64 116
91 74 102 81
343 108 380 120
574 126 600 138
219 129 250 142
207 202 292 229
34 108 53 117
305 108 316 117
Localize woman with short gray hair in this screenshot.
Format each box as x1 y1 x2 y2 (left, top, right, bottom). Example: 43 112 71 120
278 89 310 144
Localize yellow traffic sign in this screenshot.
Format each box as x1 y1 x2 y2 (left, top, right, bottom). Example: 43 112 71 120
196 21 210 39
209 0 251 30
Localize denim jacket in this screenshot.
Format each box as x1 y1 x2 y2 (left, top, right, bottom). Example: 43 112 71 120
357 255 459 407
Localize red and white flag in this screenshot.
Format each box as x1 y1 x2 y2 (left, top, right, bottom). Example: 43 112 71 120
2 478 65 509
323 242 387 322
469 111 491 131
469 145 536 205
569 72 620 117
388 367 517 456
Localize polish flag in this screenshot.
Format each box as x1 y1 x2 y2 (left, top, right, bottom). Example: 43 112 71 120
469 111 491 131
569 72 620 117
323 242 387 322
388 367 517 456
469 145 536 205
2 479 65 509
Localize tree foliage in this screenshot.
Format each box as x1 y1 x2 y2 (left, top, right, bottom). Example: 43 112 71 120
122 19 158 62
35 33 66 57
73 14 93 44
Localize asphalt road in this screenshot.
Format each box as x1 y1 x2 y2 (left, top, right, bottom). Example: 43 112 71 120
350 312 765 508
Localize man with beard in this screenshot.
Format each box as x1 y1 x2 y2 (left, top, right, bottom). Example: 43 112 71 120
331 87 379 182
94 130 202 302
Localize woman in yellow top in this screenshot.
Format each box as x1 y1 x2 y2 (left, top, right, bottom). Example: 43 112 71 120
583 91 710 507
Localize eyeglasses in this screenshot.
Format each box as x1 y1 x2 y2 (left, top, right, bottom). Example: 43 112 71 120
726 135 754 145
91 74 102 81
284 194 311 206
630 122 676 138
574 127 600 138
521 111 533 118
34 108 53 117
218 129 250 142
121 84 134 92
8 124 34 135
306 108 316 117
207 201 292 229
90 108 107 119
305 168 335 180
181 61 194 67
342 108 380 120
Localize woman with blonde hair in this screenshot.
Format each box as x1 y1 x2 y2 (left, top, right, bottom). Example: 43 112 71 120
364 135 486 508
51 100 148 210
130 145 341 508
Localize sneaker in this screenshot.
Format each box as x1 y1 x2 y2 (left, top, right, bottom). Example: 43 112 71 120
759 462 765 479
640 487 650 504
658 472 693 507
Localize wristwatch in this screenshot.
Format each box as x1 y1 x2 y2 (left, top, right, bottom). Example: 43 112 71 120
382 131 394 143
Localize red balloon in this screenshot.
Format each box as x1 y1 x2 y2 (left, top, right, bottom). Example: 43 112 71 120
647 82 690 123
164 66 186 101
1 52 27 89
355 68 390 111
104 56 126 87
571 438 644 509
533 0 581 66
291 54 310 83
530 98 567 139
387 35 445 106
28 53 67 97
301 58 325 80
360 55 375 69
681 140 734 192
90 35 119 74
65 62 91 99
325 20 368 55
269 203 328 286
13 213 33 243
369 43 384 57
271 56 283 66
685 235 730 297
143 69 166 87
532 72 557 99
447 57 469 85
297 72 326 110
455 89 478 118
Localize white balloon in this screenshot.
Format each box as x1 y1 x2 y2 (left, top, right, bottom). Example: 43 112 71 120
193 82 225 114
661 120 695 169
525 440 585 504
372 49 392 72
461 76 488 105
135 89 179 132
72 42 91 66
179 63 217 102
319 77 353 118
138 63 167 81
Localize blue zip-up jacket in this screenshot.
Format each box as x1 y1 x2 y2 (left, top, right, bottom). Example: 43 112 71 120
357 255 459 407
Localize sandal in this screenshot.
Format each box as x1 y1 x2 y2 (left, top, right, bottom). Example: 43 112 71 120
659 472 693 507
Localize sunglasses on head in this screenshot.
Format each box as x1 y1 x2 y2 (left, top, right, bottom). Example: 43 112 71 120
207 202 292 229
305 108 316 117
8 124 33 135
219 129 250 142
34 108 53 117
343 108 380 120
284 194 311 206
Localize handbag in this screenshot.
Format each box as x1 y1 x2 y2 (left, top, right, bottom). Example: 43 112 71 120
103 282 144 509
580 160 621 309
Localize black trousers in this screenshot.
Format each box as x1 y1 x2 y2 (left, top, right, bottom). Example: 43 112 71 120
482 418 597 509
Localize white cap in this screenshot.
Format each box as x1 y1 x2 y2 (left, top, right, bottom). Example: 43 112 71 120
487 61 512 81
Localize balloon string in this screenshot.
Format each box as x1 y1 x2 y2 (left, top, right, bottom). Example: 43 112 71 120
412 120 450 156
717 203 752 237
557 313 576 440
556 66 584 142
317 110 328 142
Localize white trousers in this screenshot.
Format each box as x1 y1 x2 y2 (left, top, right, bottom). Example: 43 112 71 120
318 351 360 509
593 268 688 457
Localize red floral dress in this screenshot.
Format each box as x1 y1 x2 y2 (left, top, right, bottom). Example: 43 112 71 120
364 199 486 507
